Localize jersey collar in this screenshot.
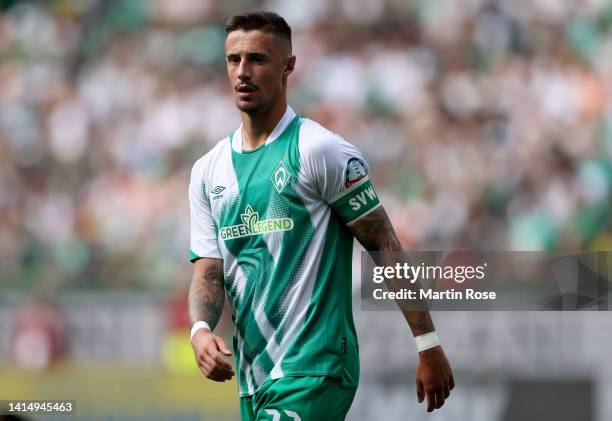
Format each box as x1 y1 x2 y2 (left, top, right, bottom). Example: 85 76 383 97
231 106 296 153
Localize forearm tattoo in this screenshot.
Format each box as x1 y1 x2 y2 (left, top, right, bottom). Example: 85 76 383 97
406 312 434 336
350 207 435 337
189 259 225 330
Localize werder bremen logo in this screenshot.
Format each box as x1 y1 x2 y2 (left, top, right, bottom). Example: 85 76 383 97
270 160 290 193
220 205 294 240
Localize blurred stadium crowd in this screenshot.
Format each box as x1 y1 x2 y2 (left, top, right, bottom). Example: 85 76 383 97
1 0 612 291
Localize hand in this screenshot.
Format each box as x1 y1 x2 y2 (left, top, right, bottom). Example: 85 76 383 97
191 329 235 382
416 346 454 412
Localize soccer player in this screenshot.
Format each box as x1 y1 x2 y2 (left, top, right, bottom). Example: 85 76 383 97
188 11 454 420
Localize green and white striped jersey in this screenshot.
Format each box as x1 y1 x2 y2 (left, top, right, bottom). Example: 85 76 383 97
189 106 380 396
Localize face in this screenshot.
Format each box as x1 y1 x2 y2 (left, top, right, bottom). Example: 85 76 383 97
225 30 295 114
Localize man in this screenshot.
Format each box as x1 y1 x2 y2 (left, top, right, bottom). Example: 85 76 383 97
188 11 454 420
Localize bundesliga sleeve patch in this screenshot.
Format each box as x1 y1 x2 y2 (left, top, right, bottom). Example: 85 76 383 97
330 176 381 225
345 157 368 188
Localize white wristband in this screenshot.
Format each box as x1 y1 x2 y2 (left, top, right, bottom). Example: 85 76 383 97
190 321 212 341
414 331 440 353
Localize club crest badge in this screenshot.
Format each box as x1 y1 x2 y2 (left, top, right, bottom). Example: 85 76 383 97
271 160 290 193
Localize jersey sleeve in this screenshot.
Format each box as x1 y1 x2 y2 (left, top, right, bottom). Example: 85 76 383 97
302 129 381 225
189 157 221 262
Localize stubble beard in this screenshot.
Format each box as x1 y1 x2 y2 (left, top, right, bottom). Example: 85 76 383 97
236 100 263 114
235 95 272 116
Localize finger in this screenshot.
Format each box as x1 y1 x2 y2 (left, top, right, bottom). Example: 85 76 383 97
198 360 211 377
426 391 435 412
449 374 455 390
206 341 233 370
434 391 445 409
210 363 235 378
198 366 210 379
444 382 450 399
194 351 205 367
199 357 209 370
201 352 217 369
202 353 234 376
206 343 221 362
214 336 233 356
200 358 217 376
201 360 230 381
214 353 234 370
209 369 232 381
416 380 425 403
211 365 235 380
202 355 234 379
207 371 229 382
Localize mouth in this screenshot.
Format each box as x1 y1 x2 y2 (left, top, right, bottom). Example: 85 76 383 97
236 84 257 98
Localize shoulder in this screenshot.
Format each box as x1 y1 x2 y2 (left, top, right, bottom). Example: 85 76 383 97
298 117 351 159
190 136 232 179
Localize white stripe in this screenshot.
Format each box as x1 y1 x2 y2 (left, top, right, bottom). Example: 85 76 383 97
346 202 382 225
235 328 254 395
250 312 276 387
208 152 255 395
257 192 287 381
267 172 329 379
328 175 371 205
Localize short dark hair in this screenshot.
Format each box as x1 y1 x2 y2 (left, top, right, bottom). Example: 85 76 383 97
225 11 292 49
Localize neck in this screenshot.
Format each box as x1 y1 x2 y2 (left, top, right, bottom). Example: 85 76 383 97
240 97 287 151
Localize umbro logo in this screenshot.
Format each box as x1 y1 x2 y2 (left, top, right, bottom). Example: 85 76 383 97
211 185 225 200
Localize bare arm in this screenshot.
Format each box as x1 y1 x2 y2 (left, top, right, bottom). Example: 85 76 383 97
188 257 225 329
188 257 234 382
349 206 454 412
348 206 435 337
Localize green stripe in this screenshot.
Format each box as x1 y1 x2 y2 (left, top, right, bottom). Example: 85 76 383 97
217 191 271 391
279 210 358 386
222 119 308 389
264 118 316 348
330 178 380 223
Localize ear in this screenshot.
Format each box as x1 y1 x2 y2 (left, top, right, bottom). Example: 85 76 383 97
285 55 296 76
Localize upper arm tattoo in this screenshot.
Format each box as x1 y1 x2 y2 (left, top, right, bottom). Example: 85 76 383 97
349 206 401 252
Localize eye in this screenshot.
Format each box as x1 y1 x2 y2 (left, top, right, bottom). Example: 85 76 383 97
251 54 266 64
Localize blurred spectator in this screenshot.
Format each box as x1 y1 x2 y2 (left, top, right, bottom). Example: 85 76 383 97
9 295 67 371
1 0 612 293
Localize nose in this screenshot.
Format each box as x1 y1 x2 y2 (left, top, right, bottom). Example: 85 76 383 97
237 58 251 81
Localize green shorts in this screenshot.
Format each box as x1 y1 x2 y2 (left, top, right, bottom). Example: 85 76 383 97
239 375 357 421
